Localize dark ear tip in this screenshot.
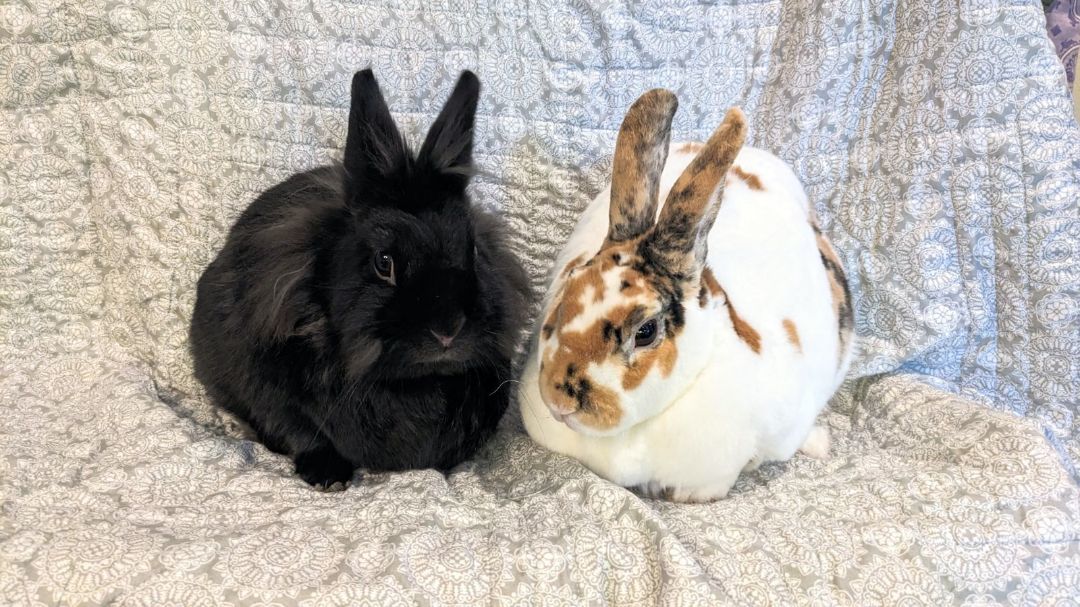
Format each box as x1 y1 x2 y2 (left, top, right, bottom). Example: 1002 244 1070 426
454 70 481 96
637 88 678 111
351 69 377 96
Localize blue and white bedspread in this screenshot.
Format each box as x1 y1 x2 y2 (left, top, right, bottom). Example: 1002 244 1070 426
2 1 1079 604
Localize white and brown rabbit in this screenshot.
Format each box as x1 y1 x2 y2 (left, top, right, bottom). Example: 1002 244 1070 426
518 90 855 502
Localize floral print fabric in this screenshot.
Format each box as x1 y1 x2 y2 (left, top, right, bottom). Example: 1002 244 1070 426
1046 0 1079 86
1 0 1079 604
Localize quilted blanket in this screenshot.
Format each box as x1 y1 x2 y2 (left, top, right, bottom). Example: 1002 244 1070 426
2 1 1080 604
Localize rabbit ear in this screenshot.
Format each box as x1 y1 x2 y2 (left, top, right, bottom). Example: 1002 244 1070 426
343 69 410 205
607 89 678 244
418 71 480 184
645 107 747 277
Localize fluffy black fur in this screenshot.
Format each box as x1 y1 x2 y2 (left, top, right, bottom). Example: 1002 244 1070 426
190 70 529 489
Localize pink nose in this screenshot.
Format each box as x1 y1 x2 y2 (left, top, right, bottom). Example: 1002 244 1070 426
430 319 464 348
431 330 456 348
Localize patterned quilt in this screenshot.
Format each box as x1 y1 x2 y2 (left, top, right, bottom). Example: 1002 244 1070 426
2 1 1079 604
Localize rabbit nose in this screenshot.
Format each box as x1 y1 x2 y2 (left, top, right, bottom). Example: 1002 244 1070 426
430 317 465 348
431 330 455 348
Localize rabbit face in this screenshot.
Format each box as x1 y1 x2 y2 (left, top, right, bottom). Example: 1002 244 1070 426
317 69 527 380
535 90 748 436
537 239 723 436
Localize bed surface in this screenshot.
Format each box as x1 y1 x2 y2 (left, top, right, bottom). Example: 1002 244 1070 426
2 1 1079 604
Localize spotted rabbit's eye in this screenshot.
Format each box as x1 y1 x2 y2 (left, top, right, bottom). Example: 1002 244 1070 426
634 318 660 348
373 251 395 284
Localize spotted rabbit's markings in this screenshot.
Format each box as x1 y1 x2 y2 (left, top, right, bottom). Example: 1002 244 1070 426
622 338 678 390
698 266 723 308
541 297 562 340
717 286 761 354
540 300 633 429
661 111 747 234
646 108 747 276
811 221 853 367
561 254 587 277
540 241 692 429
556 262 608 329
782 319 802 353
608 90 679 244
730 166 764 191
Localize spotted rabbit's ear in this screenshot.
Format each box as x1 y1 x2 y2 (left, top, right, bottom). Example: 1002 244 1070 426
606 89 679 245
645 107 747 277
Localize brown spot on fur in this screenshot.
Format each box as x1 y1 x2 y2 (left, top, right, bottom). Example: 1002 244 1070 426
729 309 761 354
717 286 760 353
561 254 586 277
609 89 678 243
622 338 677 390
730 165 763 190
598 242 639 270
539 258 663 431
541 303 636 376
540 322 625 430
782 319 802 353
543 305 560 337
618 270 646 298
677 141 704 154
539 236 699 431
813 220 853 367
698 267 722 308
648 108 748 276
577 382 622 429
557 263 608 324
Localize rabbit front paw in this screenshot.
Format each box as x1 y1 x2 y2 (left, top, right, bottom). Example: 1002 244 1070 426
295 446 355 491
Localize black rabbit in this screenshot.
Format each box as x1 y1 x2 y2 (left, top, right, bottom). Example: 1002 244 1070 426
190 70 529 489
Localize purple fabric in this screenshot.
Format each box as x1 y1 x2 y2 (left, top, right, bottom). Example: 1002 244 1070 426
1047 0 1080 85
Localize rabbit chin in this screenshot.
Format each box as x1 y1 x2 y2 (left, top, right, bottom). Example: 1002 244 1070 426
560 414 625 438
370 341 481 378
544 394 638 438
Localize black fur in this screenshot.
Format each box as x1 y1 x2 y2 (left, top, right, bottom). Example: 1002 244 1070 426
190 70 529 489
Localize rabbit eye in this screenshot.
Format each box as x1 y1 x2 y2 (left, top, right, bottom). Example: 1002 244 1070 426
634 318 660 348
373 251 395 284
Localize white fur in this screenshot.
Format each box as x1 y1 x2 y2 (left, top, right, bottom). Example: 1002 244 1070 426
518 144 854 502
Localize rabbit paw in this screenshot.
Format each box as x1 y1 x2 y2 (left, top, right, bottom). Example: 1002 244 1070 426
638 481 730 504
295 447 355 491
798 425 831 460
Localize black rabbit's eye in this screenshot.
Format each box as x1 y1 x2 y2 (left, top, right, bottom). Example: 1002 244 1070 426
634 319 660 348
373 251 395 284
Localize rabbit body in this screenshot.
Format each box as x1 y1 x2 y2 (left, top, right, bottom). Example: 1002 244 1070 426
191 71 528 489
519 96 853 502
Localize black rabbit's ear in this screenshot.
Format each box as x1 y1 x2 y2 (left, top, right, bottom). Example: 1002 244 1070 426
417 71 480 181
343 70 409 204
